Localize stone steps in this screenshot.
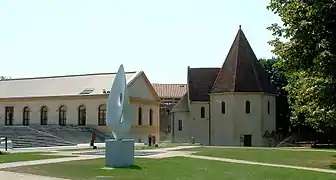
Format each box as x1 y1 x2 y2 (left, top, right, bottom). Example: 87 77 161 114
0 126 76 148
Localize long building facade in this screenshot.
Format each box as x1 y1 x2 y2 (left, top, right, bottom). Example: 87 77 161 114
0 71 161 142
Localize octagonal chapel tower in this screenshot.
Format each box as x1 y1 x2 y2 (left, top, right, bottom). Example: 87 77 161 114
209 26 276 146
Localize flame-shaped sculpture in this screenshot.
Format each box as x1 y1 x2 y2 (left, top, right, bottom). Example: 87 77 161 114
106 65 132 140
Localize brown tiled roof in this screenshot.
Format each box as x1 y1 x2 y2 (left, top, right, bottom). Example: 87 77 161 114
211 26 276 94
188 67 220 101
152 83 187 98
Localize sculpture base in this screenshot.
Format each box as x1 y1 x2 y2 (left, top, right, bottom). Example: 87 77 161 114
105 139 134 167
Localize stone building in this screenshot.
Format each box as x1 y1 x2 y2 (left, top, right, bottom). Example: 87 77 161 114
171 27 277 146
0 71 160 141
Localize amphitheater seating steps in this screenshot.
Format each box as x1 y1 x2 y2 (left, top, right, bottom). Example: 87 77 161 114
85 126 114 142
0 125 115 148
0 126 75 148
29 125 102 144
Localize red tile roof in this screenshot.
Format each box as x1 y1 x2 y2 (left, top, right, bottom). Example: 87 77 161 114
152 83 187 98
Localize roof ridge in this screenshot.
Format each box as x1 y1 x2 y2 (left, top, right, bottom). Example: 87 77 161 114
5 72 138 81
189 67 220 69
251 57 263 91
211 26 242 92
238 28 263 91
232 28 242 91
152 83 187 85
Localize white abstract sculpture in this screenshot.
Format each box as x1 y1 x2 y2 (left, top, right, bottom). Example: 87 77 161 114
106 64 132 139
105 64 134 167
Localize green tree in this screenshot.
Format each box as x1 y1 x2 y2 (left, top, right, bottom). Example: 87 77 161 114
267 0 336 132
0 76 11 80
259 58 290 134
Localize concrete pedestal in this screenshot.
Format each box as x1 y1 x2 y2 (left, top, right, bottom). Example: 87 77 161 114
105 139 134 167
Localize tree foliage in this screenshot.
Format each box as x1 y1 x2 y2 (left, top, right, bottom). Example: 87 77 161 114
259 58 290 134
267 0 336 131
0 76 11 81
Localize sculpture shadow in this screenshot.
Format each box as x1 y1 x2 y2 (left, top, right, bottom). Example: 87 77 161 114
115 165 142 170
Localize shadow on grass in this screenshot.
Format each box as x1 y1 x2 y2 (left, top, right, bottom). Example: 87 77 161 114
114 165 142 170
328 155 336 170
329 164 336 170
312 144 336 150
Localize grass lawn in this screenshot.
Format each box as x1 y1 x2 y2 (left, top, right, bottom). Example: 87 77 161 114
180 147 336 170
0 152 71 163
4 157 336 180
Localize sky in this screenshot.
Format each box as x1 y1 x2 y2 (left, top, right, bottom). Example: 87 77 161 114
0 0 281 83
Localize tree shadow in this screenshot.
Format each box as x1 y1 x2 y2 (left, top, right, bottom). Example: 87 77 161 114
328 155 336 170
329 164 336 170
312 144 336 150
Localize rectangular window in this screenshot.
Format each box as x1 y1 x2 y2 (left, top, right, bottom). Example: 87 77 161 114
267 101 271 114
138 107 142 125
245 101 251 114
178 120 183 131
201 107 205 118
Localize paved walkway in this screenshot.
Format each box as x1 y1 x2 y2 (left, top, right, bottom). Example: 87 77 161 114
2 145 336 179
184 154 336 174
143 150 192 159
0 171 68 180
0 156 100 169
0 156 101 179
203 146 336 153
0 145 196 179
10 143 145 153
140 145 199 152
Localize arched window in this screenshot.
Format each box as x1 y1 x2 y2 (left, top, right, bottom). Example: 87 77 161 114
245 101 251 114
201 106 205 118
78 105 86 126
23 106 30 126
59 105 67 126
267 101 271 114
40 106 48 125
5 107 14 126
221 102 226 114
138 107 142 125
149 109 153 126
98 104 107 126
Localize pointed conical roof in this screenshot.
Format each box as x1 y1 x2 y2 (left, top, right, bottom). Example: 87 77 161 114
211 26 276 94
